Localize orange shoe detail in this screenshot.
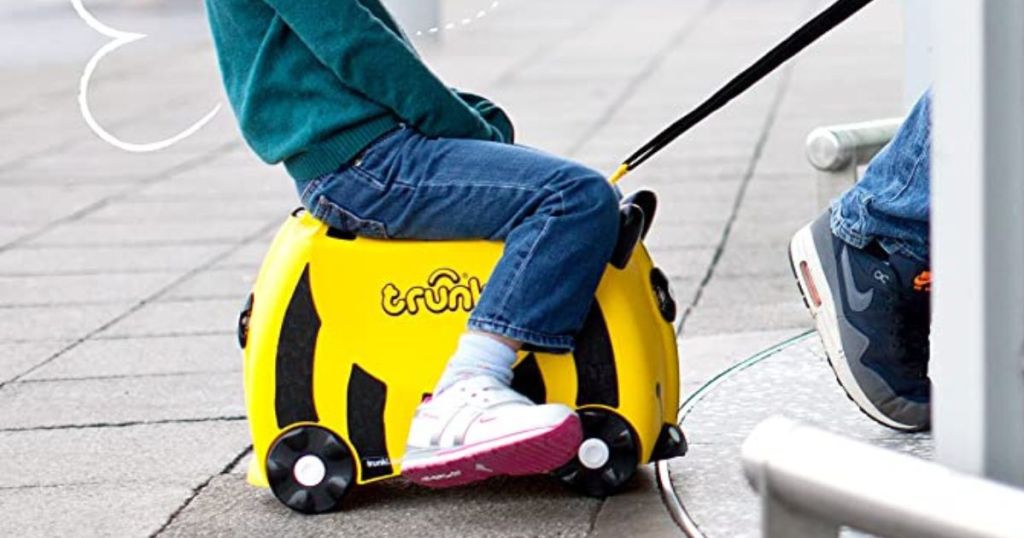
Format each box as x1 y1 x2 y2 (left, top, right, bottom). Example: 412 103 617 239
913 271 932 292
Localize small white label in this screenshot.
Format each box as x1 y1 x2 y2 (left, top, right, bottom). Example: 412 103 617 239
293 455 327 487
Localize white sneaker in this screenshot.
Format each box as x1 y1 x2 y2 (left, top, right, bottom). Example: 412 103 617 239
401 375 582 488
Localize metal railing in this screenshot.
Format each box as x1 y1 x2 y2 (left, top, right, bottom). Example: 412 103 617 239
742 416 1024 538
805 119 902 208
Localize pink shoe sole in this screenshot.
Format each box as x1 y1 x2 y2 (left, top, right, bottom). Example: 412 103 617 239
402 414 583 489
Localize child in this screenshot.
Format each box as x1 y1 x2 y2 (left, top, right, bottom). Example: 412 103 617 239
206 0 620 488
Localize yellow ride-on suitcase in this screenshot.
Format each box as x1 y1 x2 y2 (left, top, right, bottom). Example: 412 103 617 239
237 190 687 514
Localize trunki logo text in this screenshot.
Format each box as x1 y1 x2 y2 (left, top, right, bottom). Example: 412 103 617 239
381 268 484 317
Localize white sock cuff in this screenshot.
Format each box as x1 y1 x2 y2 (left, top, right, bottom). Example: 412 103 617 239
456 333 517 368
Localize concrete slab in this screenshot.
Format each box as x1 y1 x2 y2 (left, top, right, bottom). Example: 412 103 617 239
81 199 292 224
0 244 226 276
0 340 72 383
23 334 240 381
159 473 600 538
0 272 180 307
0 420 250 487
25 218 273 248
668 335 932 537
162 268 256 301
589 466 680 538
677 329 808 395
98 298 241 339
682 301 808 337
132 172 295 202
0 303 130 342
0 372 242 429
212 239 275 270
0 483 192 538
0 185 123 226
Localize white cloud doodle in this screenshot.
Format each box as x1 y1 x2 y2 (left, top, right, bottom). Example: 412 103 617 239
71 0 221 153
413 1 501 37
69 0 505 153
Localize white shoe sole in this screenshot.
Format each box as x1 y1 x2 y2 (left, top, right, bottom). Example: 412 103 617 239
789 224 914 432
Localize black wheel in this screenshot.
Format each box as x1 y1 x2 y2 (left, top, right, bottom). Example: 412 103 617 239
553 409 639 498
266 425 356 515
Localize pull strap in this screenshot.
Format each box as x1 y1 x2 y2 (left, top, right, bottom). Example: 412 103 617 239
611 0 876 184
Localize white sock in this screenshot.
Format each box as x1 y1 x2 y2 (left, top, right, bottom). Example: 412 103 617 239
434 333 517 394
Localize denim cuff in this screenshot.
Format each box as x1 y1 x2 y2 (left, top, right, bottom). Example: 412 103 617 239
830 200 929 264
830 200 872 249
467 317 575 354
878 238 929 265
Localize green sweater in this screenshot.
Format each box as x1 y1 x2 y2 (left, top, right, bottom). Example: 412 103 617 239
205 0 514 181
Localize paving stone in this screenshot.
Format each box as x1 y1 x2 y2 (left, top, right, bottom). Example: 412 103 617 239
0 272 180 307
645 220 726 251
0 372 242 429
133 172 295 201
24 334 240 381
0 482 192 538
728 215 811 248
0 303 130 342
668 337 932 537
0 420 250 488
590 466 681 538
0 185 123 226
0 244 225 276
698 272 805 308
0 340 72 383
682 301 808 337
160 473 599 538
163 268 257 301
713 243 800 280
647 247 717 284
0 224 33 246
98 298 241 338
82 198 293 224
676 329 807 397
26 219 273 248
212 238 276 270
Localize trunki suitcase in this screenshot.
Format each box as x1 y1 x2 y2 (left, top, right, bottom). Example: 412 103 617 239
237 190 687 514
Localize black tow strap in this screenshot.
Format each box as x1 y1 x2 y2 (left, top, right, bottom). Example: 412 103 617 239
610 0 876 183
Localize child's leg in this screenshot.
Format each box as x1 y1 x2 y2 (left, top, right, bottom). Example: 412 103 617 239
299 127 620 486
299 127 621 354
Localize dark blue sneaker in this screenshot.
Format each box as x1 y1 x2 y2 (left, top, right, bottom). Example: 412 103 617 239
789 211 931 432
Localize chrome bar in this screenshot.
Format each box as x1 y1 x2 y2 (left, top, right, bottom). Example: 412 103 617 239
805 119 902 172
805 119 902 208
742 417 1024 538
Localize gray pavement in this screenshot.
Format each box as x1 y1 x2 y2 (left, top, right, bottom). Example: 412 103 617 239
0 0 915 536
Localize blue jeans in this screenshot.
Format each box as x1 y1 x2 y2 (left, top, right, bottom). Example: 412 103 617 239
832 91 932 264
296 127 620 352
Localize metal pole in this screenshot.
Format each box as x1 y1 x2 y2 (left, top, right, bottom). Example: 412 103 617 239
932 0 1024 486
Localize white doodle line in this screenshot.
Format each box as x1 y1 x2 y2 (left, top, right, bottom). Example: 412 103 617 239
414 1 501 37
71 0 221 153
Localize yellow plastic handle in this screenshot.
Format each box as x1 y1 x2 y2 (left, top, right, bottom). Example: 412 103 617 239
609 164 630 185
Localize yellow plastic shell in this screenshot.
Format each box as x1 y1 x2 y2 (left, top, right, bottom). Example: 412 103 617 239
243 211 680 488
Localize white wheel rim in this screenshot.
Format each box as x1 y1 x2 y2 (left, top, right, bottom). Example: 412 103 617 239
293 455 327 487
578 438 611 470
